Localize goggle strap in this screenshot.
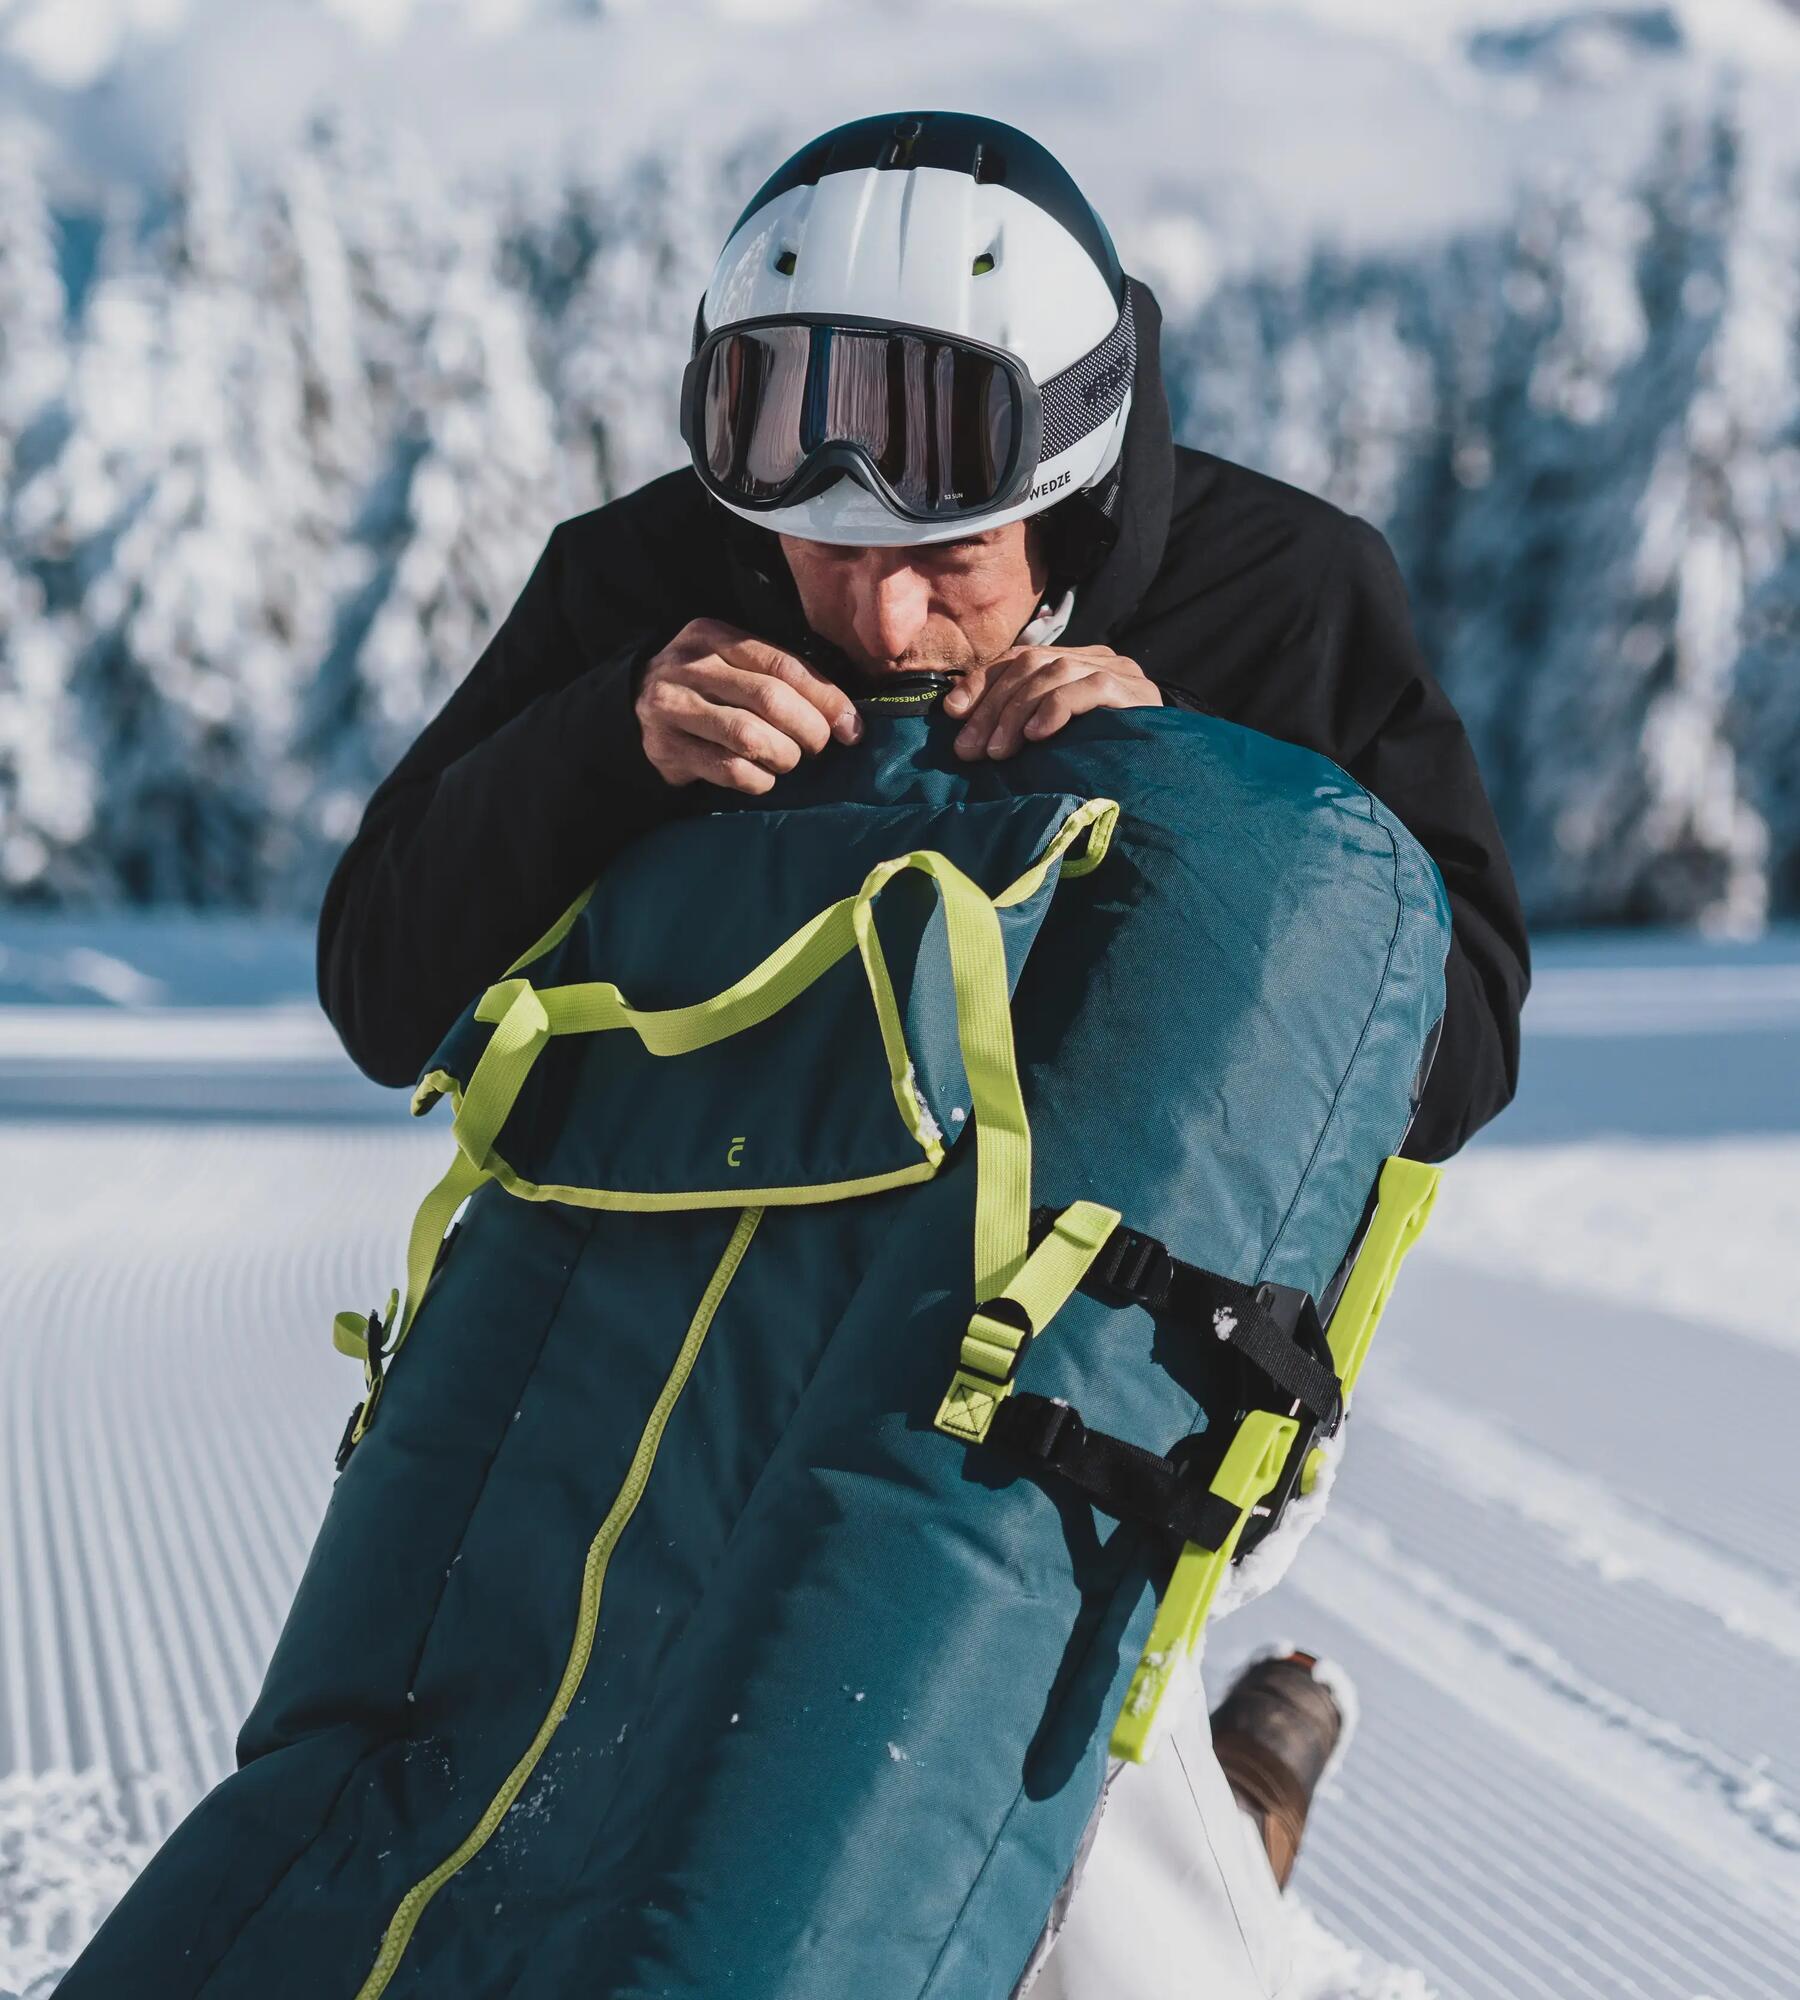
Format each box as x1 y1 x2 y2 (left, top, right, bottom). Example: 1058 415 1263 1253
1037 283 1137 463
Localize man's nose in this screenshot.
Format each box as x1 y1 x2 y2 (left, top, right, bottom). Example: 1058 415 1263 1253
850 560 931 663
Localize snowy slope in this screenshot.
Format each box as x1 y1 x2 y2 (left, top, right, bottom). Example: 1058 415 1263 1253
2 918 1798 1996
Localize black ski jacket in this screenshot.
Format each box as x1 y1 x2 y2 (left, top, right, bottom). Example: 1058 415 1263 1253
318 279 1529 1162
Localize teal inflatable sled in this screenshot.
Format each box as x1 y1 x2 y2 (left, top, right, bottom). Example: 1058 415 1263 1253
60 694 1450 1999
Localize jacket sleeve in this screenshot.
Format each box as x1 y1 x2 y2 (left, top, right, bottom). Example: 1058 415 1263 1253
1150 515 1531 1161
316 522 687 1088
1330 518 1531 1162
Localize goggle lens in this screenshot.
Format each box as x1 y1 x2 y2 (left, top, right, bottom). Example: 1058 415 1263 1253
701 323 1022 519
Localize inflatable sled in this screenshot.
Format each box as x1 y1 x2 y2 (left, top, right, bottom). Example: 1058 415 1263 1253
61 690 1450 2000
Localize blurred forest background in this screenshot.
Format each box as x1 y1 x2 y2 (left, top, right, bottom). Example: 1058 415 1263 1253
0 0 1798 931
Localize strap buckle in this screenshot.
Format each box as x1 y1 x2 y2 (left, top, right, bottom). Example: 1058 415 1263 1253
332 1296 393 1473
333 1404 364 1475
1084 1219 1177 1312
937 1297 1035 1446
986 1391 1250 1553
957 1295 1034 1384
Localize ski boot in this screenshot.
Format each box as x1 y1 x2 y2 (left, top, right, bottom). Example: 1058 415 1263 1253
1208 1647 1353 1890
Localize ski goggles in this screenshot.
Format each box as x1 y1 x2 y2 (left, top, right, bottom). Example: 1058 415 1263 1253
680 286 1136 527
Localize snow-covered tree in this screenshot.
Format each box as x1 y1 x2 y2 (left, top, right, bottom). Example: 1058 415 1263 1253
294 138 560 891
0 555 88 899
1430 159 1658 909
1502 104 1787 930
550 135 767 506
0 126 89 899
0 124 68 494
2 100 1799 929
13 139 336 901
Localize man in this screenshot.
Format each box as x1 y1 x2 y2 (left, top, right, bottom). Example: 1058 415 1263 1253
319 111 1528 1999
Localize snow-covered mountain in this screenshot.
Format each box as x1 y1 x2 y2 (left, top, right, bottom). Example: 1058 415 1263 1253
0 5 1798 926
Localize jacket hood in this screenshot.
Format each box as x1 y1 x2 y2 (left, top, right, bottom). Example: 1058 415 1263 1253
714 275 1177 676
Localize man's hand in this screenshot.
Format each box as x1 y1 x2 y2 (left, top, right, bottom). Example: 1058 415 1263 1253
941 645 1162 760
636 618 862 793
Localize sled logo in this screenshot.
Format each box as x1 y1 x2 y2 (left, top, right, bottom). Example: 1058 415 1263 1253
1028 469 1071 504
727 1136 746 1168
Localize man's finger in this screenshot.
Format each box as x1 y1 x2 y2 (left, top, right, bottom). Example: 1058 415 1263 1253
958 657 1090 759
713 632 862 744
940 663 990 718
950 647 1077 749
948 652 1037 750
1018 675 1124 745
672 690 808 775
705 752 779 796
985 666 1100 759
679 660 836 755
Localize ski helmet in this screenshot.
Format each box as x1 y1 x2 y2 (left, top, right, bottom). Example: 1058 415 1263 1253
680 111 1134 547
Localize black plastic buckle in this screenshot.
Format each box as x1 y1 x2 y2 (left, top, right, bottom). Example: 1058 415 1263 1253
363 1302 390 1388
333 1403 364 1475
974 1293 1035 1382
332 1302 390 1475
1227 1279 1334 1563
987 1391 1247 1554
995 1387 1080 1461
1258 1282 1343 1432
1086 1221 1176 1312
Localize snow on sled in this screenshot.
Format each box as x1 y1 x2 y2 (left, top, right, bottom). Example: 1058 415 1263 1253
58 693 1449 2000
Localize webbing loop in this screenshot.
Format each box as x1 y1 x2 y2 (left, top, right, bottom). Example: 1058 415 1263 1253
934 1199 1121 1444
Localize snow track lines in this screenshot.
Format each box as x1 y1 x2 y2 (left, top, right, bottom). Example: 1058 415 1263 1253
1219 1233 1800 1999
0 1120 440 1995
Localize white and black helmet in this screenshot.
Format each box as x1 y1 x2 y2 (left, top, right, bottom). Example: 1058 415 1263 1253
680 111 1134 548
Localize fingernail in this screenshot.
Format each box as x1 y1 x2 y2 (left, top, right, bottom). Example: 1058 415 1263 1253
955 727 979 754
943 687 967 714
1024 715 1048 738
836 712 861 743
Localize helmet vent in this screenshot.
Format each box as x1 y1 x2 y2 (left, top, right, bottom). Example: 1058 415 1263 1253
972 141 1004 185
972 249 997 276
888 117 924 168
774 248 797 276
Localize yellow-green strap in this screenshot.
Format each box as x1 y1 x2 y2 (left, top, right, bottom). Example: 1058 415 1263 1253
333 1285 401 1442
394 1150 488 1349
449 980 551 1171
850 848 1041 1298
480 890 861 1056
494 795 1114 997
339 1153 486 1455
339 985 557 1450
1113 1154 1446 1758
473 836 1063 1297
1325 1154 1441 1400
331 1288 397 1369
502 882 596 977
993 796 1117 907
1109 1409 1300 1763
934 1200 1120 1444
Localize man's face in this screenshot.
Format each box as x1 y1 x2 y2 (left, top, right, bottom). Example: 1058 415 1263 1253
778 519 1050 681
